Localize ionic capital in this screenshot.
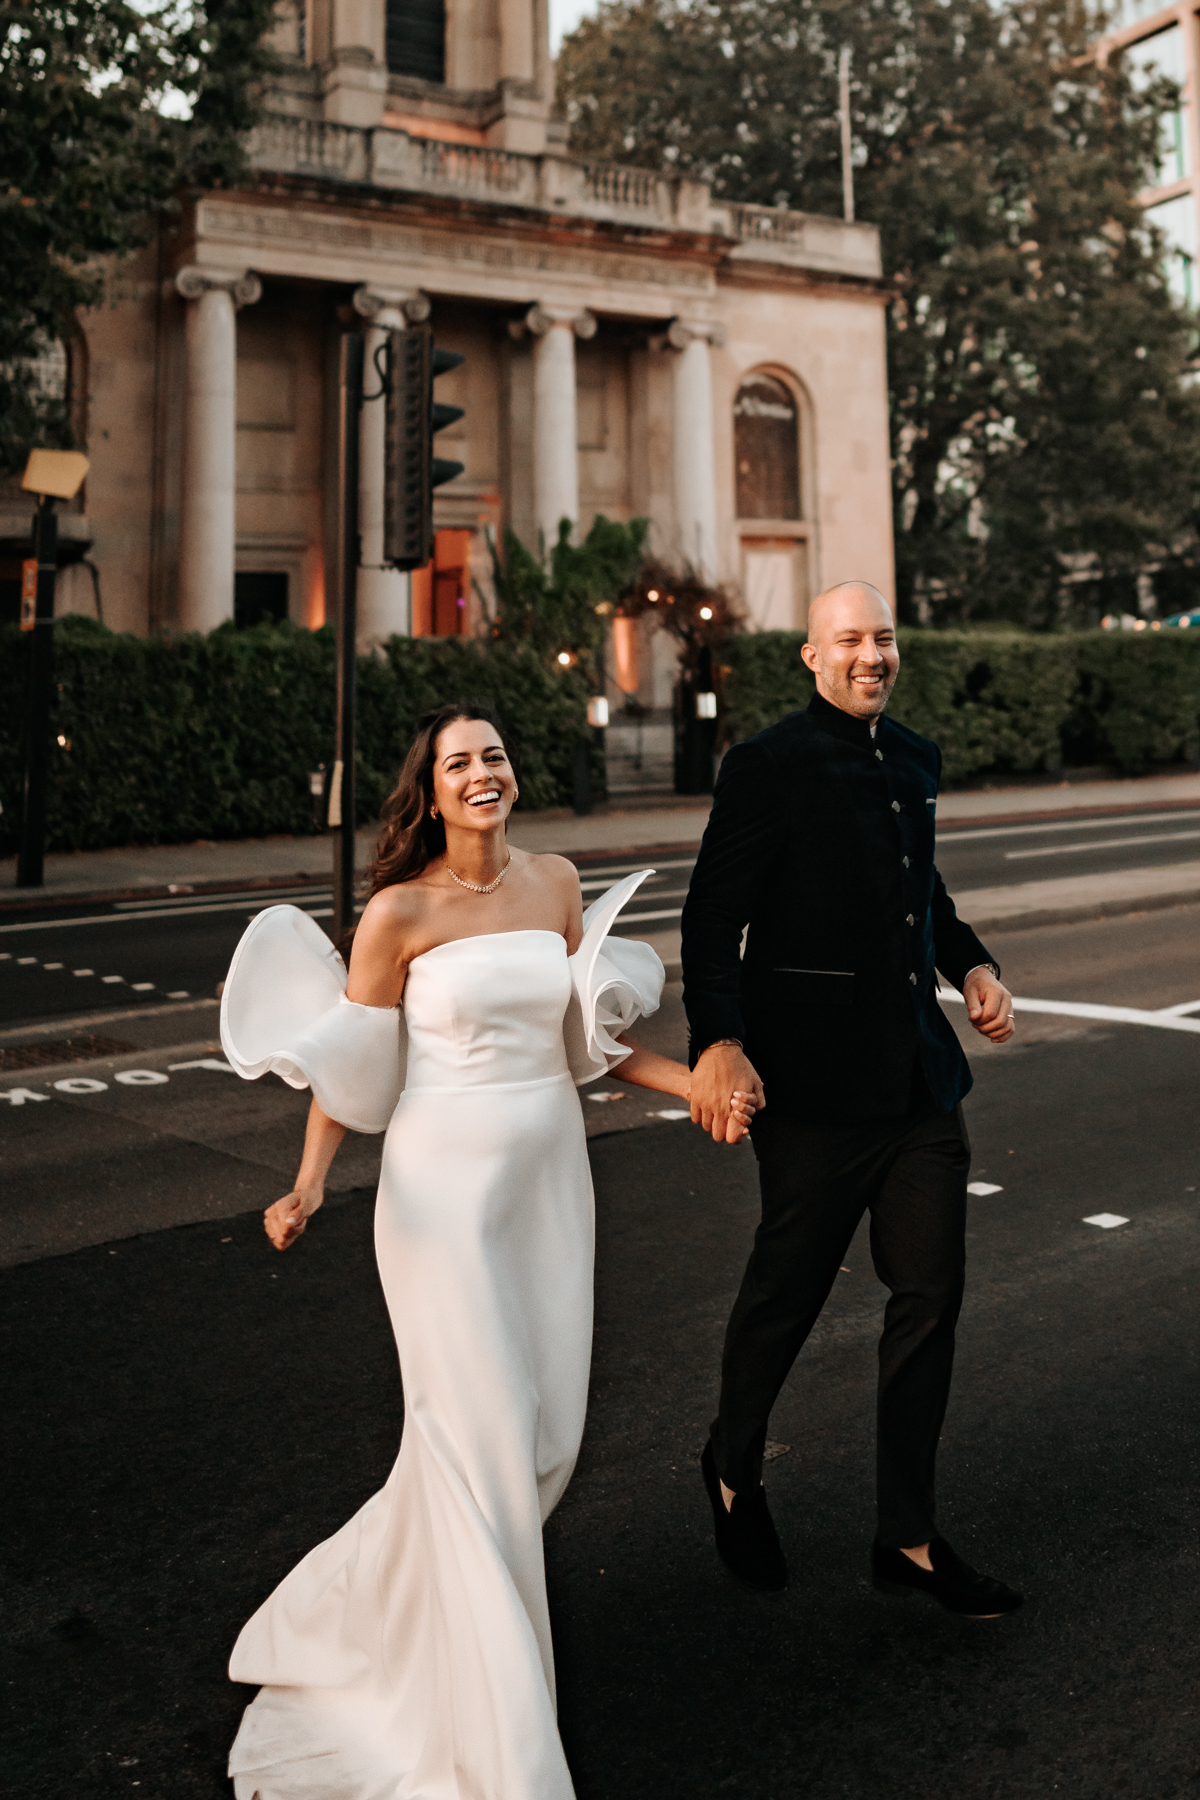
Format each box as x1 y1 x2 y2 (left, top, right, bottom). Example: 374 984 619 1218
352 285 431 325
172 266 262 308
523 304 597 340
667 318 727 351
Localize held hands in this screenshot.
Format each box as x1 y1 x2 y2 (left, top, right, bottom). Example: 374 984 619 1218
690 1042 767 1144
964 968 1016 1044
264 1183 324 1251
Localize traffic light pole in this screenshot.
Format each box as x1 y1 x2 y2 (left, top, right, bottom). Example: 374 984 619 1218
16 496 59 888
333 332 363 943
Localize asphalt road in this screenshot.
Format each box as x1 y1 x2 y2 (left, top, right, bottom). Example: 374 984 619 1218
4 902 1200 1796
5 801 1200 1033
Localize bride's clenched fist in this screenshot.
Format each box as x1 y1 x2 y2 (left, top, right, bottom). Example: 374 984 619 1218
265 1185 323 1251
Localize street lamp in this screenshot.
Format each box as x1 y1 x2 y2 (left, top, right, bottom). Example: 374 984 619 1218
16 448 90 889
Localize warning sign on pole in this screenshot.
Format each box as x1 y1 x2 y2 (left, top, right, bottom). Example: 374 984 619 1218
19 558 36 630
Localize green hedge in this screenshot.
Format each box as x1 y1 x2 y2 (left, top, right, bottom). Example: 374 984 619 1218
723 629 1200 781
0 618 591 855
6 620 1200 856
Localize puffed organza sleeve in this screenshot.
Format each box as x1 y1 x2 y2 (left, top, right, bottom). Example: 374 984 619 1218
564 870 665 1085
220 904 405 1133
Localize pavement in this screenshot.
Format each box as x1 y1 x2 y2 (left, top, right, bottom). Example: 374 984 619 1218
0 797 716 906
5 902 1200 1797
7 770 1200 995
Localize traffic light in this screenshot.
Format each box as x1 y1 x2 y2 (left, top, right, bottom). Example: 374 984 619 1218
383 324 464 571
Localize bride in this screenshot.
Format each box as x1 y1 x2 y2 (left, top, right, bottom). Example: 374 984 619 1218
219 701 757 1799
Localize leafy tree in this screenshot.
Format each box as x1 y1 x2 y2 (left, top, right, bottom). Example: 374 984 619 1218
0 0 275 470
487 514 650 659
559 0 1200 625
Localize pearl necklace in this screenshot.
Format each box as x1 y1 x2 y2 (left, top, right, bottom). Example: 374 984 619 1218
447 856 512 895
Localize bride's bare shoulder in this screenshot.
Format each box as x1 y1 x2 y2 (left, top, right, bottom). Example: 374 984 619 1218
356 881 429 948
516 850 580 894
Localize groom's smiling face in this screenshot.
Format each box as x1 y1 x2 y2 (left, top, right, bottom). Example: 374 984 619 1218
800 582 899 721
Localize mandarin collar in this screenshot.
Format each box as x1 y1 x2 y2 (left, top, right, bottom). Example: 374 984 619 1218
806 689 888 751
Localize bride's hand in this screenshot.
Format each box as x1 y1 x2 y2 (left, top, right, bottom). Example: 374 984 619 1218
723 1089 759 1145
264 1183 323 1251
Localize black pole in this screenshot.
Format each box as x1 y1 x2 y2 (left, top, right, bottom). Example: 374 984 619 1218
16 496 58 888
572 737 592 816
333 332 363 942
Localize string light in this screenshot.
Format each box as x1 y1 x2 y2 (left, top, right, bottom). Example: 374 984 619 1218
699 606 713 621
556 651 572 666
647 589 659 602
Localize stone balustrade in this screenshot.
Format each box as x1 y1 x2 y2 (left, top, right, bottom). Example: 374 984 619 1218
246 114 881 279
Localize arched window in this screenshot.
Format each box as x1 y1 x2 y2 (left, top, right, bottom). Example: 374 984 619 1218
734 373 801 520
386 0 445 83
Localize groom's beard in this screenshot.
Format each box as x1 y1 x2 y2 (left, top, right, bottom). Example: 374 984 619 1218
824 659 897 719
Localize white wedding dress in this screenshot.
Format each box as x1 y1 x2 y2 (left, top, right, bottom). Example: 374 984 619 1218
218 872 663 1800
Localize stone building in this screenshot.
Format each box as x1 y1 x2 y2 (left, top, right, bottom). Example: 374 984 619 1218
2 0 893 743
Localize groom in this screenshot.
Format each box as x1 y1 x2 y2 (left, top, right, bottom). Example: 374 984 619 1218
681 581 1022 1616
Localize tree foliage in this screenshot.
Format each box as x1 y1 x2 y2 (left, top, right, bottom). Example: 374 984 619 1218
0 0 275 469
488 514 650 658
559 0 1200 625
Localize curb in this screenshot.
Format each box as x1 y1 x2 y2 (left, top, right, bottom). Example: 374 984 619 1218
965 885 1200 936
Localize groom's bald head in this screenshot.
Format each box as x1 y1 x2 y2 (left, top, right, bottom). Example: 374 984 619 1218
801 580 899 720
806 581 893 650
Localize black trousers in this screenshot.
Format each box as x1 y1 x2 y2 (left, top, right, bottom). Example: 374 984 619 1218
710 1092 970 1548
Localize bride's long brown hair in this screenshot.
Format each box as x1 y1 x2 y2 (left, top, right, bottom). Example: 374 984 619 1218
365 701 519 900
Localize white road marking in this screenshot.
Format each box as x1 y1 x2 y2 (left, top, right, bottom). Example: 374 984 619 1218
131 983 155 992
43 962 63 970
101 975 125 984
652 1109 691 1120
53 1077 109 1095
937 987 1200 1034
1083 1213 1129 1229
1156 998 1200 1016
72 969 93 977
0 1087 50 1104
166 990 190 999
167 1058 235 1073
967 1181 1003 1195
587 1091 626 1103
112 884 329 912
939 808 1200 844
577 859 696 884
0 897 336 934
1006 827 1200 861
17 956 37 965
114 1070 169 1086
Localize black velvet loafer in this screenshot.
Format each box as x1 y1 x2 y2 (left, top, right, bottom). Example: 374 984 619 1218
701 1441 788 1592
872 1536 1023 1617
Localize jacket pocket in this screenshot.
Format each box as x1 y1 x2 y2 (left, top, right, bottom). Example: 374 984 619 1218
771 967 856 1007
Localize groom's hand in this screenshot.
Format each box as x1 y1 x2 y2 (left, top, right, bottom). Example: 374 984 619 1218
691 1042 766 1142
964 968 1015 1043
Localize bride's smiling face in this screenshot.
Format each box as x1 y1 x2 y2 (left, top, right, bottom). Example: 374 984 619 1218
431 719 516 831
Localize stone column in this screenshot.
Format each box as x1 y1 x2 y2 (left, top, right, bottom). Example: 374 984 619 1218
526 304 595 548
668 319 725 583
174 267 262 634
352 285 431 644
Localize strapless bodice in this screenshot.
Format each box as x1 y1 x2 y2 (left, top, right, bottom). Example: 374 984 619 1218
402 931 571 1090
219 872 666 1131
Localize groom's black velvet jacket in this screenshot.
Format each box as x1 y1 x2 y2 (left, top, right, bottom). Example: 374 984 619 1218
680 691 997 1122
